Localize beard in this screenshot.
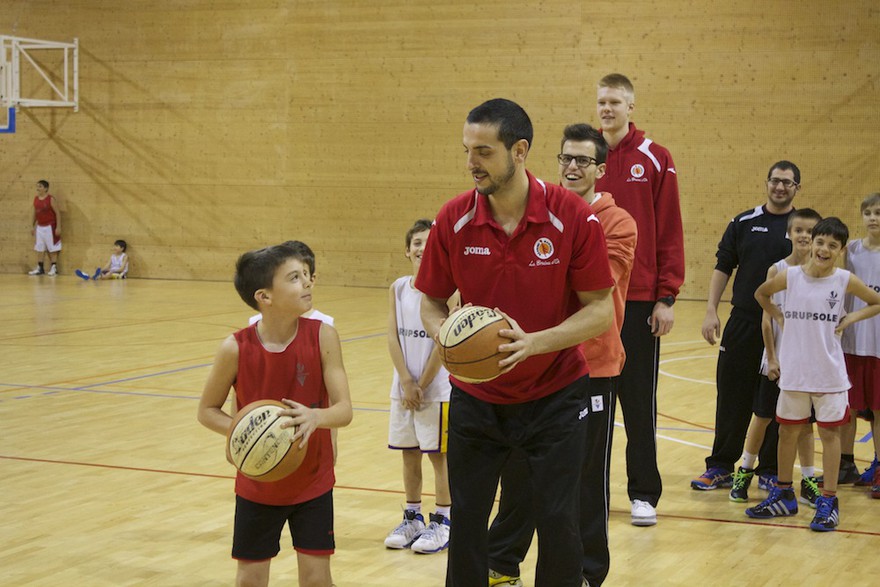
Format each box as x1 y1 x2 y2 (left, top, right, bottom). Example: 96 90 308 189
475 154 516 196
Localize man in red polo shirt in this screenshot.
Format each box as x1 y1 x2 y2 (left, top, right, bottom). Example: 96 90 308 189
417 99 614 587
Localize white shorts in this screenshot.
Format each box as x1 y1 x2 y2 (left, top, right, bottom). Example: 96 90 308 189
777 389 849 428
34 225 61 253
388 399 448 453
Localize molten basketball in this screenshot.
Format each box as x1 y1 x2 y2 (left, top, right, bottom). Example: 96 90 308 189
437 306 513 383
226 399 307 482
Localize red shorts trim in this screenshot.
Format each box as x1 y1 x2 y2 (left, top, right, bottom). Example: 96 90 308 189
845 354 880 411
776 417 811 426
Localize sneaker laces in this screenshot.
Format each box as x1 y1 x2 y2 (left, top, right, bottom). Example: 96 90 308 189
732 470 752 490
802 477 819 495
815 496 833 519
757 486 783 508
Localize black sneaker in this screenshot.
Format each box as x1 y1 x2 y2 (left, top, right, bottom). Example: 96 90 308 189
799 476 820 508
729 467 755 502
817 460 860 487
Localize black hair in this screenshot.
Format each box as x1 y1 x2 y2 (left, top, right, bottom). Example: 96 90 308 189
114 239 128 252
811 217 849 247
560 123 608 164
787 208 822 229
280 240 316 275
767 161 801 185
234 241 314 310
466 98 533 151
37 179 49 189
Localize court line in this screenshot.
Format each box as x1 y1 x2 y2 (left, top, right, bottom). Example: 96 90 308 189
658 354 717 385
0 332 383 396
4 454 877 537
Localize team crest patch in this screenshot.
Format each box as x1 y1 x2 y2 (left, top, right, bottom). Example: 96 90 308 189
630 164 645 178
827 291 839 310
534 237 554 259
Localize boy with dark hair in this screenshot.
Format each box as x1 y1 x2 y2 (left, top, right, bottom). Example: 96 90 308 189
29 179 62 276
198 241 353 586
752 218 880 531
729 209 822 505
384 218 453 554
76 239 129 280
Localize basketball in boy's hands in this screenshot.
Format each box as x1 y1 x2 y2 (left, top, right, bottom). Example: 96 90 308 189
437 306 513 383
227 400 307 482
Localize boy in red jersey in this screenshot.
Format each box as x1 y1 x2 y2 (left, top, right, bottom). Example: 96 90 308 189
594 74 684 524
198 241 353 587
417 99 614 587
29 180 62 276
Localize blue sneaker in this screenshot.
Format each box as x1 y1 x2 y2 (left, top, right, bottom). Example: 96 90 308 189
75 269 91 281
745 487 798 518
92 267 102 280
855 456 878 487
809 495 839 532
691 467 733 490
758 474 777 491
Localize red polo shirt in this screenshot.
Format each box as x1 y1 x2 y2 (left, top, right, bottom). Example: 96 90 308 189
415 171 613 404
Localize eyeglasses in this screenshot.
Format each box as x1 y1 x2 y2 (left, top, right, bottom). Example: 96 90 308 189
558 154 598 169
768 177 798 188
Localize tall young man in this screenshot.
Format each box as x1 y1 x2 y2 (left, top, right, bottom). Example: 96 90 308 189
594 73 685 524
417 99 614 587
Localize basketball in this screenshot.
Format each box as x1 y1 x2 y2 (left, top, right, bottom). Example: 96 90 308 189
226 399 307 482
437 305 513 383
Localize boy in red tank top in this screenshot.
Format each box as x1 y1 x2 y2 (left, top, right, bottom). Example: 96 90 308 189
198 241 353 587
29 180 62 276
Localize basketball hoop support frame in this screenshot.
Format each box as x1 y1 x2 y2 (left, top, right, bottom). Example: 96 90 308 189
1 35 79 117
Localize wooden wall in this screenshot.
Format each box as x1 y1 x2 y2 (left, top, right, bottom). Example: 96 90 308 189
1 0 876 297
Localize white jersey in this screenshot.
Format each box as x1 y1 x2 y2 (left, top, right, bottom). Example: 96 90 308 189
778 266 851 393
759 259 790 376
842 239 880 358
389 276 451 402
248 309 335 327
108 253 127 275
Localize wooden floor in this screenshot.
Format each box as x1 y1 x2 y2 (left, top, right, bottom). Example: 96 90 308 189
1 275 878 586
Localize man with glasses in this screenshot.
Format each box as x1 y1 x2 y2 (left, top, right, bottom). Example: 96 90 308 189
487 124 636 587
594 73 684 527
692 161 802 491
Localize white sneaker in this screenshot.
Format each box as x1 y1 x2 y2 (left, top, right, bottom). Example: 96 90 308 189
47 265 58 276
631 499 657 526
384 509 425 549
28 266 44 275
410 512 450 554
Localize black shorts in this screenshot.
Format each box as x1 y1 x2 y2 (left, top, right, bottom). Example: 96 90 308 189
752 375 780 419
232 490 335 561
